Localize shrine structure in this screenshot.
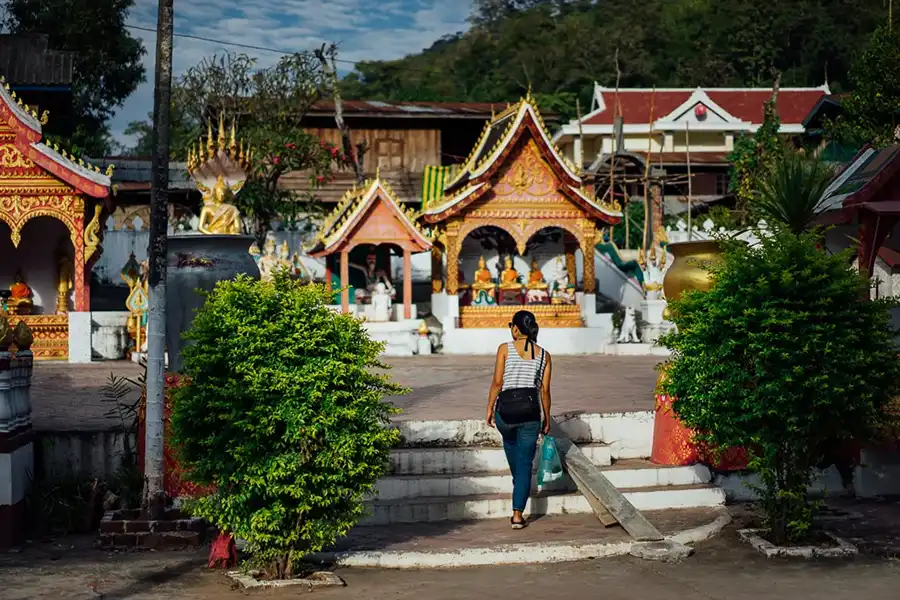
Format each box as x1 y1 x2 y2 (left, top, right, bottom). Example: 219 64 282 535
0 76 112 361
307 175 433 355
421 93 623 353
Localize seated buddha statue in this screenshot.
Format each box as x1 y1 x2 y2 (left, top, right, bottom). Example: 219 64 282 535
198 175 243 235
8 270 33 314
470 256 496 292
525 258 548 290
499 255 522 290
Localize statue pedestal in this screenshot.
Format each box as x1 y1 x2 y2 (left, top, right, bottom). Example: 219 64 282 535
417 334 432 355
639 298 672 344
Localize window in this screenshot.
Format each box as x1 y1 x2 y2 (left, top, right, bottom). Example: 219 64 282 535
374 138 404 171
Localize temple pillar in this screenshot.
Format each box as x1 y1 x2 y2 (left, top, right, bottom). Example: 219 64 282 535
340 250 349 313
563 233 578 284
581 227 596 294
403 248 412 320
431 244 443 293
72 218 87 312
445 233 460 296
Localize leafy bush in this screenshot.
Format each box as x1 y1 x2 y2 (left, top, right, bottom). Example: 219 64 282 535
169 275 405 578
753 149 835 235
659 231 900 544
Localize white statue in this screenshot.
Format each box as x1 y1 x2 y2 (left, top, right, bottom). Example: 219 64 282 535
371 281 392 322
257 237 279 282
550 258 576 305
617 306 641 343
351 251 395 304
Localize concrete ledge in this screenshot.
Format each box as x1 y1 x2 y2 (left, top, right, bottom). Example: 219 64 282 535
738 528 858 558
308 508 730 568
226 570 345 589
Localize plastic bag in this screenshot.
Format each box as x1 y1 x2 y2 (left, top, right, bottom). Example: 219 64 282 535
537 435 564 487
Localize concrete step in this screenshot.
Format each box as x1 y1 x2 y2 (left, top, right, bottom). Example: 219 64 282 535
388 444 613 476
393 412 654 459
377 459 711 500
361 484 725 525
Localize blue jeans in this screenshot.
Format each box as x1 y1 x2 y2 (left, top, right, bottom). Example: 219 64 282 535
494 410 541 512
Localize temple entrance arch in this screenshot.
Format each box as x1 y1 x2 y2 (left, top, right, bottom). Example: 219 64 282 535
4 217 74 316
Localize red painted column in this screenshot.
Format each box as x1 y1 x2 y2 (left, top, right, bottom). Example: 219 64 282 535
403 247 412 320
72 218 87 312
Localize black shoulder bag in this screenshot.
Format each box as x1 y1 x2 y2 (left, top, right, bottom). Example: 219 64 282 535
496 349 545 425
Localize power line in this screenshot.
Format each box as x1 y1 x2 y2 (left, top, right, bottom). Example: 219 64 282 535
124 23 440 74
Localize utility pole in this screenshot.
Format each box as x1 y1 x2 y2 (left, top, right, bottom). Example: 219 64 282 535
143 0 174 520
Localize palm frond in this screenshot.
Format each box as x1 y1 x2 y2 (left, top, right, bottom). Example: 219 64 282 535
753 149 836 235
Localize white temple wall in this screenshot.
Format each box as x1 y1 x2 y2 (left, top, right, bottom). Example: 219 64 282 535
0 218 72 314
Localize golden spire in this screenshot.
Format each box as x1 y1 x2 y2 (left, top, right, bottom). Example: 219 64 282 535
229 119 237 153
206 121 214 158
217 112 226 151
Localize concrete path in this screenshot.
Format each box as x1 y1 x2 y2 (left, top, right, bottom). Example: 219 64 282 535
30 355 662 431
2 525 897 600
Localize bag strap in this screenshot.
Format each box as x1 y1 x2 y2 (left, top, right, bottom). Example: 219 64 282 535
533 349 545 388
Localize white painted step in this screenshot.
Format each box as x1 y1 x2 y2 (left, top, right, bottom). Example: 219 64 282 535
361 485 725 526
394 412 654 459
376 461 711 501
388 444 612 476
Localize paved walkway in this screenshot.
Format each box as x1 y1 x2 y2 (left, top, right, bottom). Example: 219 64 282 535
31 356 662 431
2 524 898 600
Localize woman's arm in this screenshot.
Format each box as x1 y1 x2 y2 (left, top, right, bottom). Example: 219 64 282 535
540 352 553 434
486 344 506 426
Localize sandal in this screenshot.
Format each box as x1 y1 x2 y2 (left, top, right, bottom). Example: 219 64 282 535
510 516 527 530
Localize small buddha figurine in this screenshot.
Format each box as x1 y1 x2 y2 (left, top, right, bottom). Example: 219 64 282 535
249 241 261 263
257 237 280 282
56 255 73 314
526 258 548 289
198 175 242 235
499 255 521 290
278 240 293 273
8 270 33 314
470 256 496 291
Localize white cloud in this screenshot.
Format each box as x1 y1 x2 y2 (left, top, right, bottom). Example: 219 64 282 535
109 0 473 152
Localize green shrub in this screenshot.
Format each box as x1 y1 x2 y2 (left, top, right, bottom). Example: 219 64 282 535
169 275 405 578
659 231 900 544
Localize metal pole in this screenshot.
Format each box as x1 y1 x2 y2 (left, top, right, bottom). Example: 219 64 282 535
143 0 174 520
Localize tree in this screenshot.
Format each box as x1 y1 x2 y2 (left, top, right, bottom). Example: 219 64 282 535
143 0 174 521
659 231 900 544
827 23 900 148
753 148 835 234
170 275 405 579
728 77 783 225
129 50 352 247
4 0 146 156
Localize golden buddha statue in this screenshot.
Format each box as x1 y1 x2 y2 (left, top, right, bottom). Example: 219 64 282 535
526 258 548 290
8 270 33 315
198 175 242 235
499 255 522 290
57 255 73 314
471 255 496 291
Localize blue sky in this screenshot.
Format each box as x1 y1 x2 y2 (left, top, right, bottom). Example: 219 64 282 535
111 0 473 149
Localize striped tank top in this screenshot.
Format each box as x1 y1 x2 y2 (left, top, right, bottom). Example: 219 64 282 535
501 341 546 391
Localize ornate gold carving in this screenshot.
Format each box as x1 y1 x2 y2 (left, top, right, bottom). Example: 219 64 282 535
19 314 68 360
83 202 102 263
493 140 554 200
0 144 35 168
0 194 83 247
459 304 582 328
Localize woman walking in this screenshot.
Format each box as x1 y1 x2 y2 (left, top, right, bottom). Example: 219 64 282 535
486 310 552 529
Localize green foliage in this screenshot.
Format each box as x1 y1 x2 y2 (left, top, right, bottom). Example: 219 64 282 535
4 0 146 156
706 205 737 231
753 149 835 234
659 231 900 544
611 200 645 249
169 276 405 579
341 1 882 106
827 24 900 148
728 89 782 224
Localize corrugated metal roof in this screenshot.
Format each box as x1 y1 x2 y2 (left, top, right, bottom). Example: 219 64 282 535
90 158 195 190
308 100 508 119
0 34 74 86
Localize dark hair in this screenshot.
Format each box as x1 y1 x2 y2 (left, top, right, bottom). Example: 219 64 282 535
512 310 539 358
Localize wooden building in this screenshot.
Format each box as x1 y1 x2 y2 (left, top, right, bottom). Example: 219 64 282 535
285 101 524 205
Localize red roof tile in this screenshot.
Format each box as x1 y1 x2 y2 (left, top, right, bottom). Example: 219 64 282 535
585 89 826 126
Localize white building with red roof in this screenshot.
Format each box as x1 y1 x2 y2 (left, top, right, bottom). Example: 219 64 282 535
553 83 830 206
